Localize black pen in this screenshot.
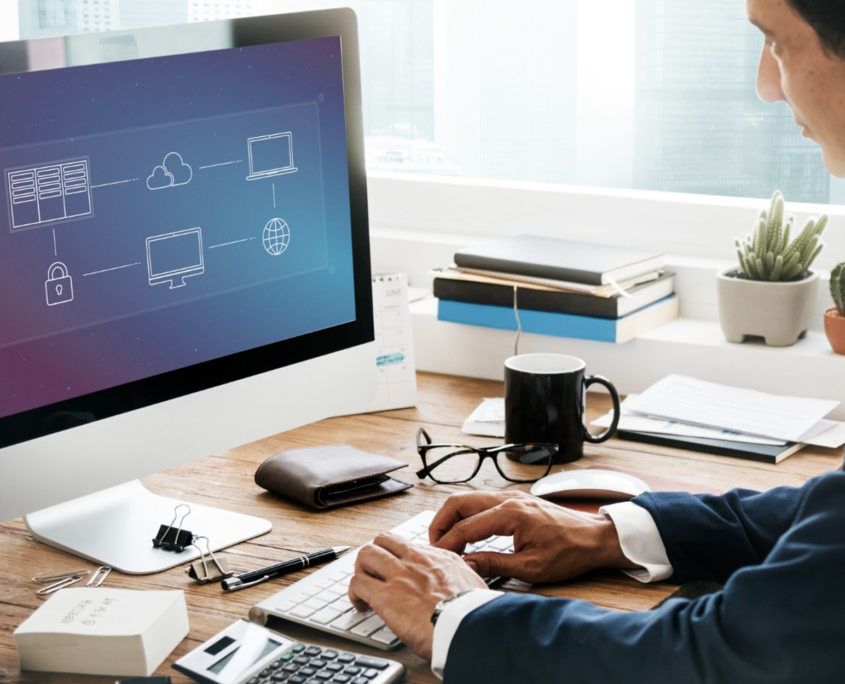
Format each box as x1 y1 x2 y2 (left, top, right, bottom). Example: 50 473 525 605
222 546 351 591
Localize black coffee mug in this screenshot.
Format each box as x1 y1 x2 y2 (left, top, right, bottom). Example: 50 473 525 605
504 354 621 464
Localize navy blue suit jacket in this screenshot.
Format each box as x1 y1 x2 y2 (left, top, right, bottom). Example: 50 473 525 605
446 464 845 683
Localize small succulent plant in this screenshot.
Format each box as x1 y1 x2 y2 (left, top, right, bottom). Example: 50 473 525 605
832 263 845 317
734 190 829 282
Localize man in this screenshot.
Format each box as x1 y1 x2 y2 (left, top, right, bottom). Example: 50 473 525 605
348 1 845 682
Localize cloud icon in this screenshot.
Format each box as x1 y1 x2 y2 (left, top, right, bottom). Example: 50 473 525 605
146 152 193 191
163 152 192 187
147 165 173 191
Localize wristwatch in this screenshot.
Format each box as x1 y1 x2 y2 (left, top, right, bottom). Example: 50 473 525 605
430 588 482 626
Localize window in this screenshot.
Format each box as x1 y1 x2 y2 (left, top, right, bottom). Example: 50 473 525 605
13 0 845 205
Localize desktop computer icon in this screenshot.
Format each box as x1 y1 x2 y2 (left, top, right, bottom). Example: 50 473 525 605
246 132 299 181
146 227 205 289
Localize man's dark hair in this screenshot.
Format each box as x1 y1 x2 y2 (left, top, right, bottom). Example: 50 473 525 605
787 1 845 57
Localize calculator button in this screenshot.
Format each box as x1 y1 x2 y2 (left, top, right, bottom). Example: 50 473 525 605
351 678 369 684
271 674 288 682
344 667 362 676
293 644 307 653
294 656 311 665
364 670 379 679
337 654 356 663
271 659 284 669
323 650 339 660
305 646 323 657
354 657 389 670
312 659 327 669
331 677 351 684
283 664 301 673
326 663 343 672
316 672 333 681
281 653 295 662
299 667 316 677
248 679 261 684
288 677 307 684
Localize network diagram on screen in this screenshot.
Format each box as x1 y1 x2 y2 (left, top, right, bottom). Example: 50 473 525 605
0 37 357 422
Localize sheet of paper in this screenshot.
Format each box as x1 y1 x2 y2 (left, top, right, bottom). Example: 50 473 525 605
804 421 845 449
591 396 787 446
624 376 839 443
462 398 505 438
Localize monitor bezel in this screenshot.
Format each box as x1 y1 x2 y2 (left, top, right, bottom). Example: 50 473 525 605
0 10 374 450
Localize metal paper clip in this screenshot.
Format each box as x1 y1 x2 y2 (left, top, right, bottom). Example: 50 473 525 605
36 574 85 596
33 570 90 583
86 566 111 587
187 536 233 584
153 504 193 552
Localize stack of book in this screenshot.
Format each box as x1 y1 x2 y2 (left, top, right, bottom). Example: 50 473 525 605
433 235 679 343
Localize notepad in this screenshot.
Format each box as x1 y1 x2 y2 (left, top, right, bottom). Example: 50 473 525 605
624 376 839 443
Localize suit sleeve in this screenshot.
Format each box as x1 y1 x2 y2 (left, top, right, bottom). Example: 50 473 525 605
631 478 814 583
444 471 845 684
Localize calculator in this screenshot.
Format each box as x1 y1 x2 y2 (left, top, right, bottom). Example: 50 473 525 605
173 619 406 684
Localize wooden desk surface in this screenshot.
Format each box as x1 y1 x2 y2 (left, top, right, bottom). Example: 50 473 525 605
1 372 841 684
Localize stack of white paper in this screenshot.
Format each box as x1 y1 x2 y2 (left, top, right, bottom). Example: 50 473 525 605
598 376 845 448
14 587 189 677
462 398 506 438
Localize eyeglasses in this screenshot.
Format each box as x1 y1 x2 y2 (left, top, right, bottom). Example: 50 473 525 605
415 427 558 484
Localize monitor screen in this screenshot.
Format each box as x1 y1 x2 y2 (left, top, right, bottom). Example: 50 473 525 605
0 35 359 445
148 230 204 278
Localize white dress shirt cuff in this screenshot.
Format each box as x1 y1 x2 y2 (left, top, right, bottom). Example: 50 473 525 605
600 501 673 583
431 589 503 680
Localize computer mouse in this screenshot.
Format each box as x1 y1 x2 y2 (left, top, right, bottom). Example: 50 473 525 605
530 469 650 502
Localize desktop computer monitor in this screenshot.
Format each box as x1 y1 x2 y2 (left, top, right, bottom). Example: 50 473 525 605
0 10 376 573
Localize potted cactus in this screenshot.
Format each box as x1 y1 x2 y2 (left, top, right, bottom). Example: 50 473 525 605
825 263 845 354
717 190 828 347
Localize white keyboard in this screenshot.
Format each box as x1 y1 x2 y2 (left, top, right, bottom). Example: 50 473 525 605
249 510 514 651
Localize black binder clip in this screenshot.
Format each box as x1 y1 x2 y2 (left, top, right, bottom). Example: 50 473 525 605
187 536 233 584
153 504 193 552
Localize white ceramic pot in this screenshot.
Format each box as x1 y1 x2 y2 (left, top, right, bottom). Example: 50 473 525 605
716 268 819 347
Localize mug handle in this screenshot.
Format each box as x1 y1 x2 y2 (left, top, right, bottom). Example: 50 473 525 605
582 375 621 444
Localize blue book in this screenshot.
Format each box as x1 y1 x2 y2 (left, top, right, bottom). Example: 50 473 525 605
437 295 679 343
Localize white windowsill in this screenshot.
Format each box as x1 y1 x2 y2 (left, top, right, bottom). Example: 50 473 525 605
410 298 845 421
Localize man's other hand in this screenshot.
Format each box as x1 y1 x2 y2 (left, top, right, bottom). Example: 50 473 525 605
430 491 633 584
348 533 487 661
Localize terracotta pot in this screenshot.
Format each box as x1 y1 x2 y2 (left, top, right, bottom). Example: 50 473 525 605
717 268 819 347
824 307 845 355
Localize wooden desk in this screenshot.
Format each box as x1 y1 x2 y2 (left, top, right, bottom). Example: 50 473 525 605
1 372 841 684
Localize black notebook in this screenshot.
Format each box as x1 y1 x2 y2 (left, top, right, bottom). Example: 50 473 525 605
433 272 676 319
618 430 805 464
454 235 665 286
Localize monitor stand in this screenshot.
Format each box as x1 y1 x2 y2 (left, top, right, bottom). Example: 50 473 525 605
24 480 272 575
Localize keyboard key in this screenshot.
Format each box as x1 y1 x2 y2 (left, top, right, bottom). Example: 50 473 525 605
278 601 299 614
322 587 345 599
330 573 348 582
370 628 398 645
291 593 312 604
350 615 386 638
330 610 373 631
354 657 389 670
289 605 317 619
315 580 334 590
331 598 354 613
302 597 329 611
311 607 343 625
487 536 514 551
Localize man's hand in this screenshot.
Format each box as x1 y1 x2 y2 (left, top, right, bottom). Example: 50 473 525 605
348 533 487 661
430 491 634 584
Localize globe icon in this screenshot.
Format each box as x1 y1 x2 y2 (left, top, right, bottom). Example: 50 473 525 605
263 218 290 256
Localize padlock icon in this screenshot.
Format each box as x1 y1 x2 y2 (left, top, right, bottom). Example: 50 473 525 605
45 262 74 306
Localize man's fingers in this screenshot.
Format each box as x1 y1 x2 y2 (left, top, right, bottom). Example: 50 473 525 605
429 491 524 544
434 507 519 553
348 570 383 613
371 532 414 559
462 551 521 579
356 542 403 579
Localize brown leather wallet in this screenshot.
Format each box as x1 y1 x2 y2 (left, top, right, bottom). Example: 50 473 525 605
254 444 413 510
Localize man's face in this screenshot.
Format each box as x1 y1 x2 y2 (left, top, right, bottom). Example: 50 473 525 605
749 0 845 176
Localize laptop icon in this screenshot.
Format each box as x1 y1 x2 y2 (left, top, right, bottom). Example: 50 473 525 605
246 132 299 181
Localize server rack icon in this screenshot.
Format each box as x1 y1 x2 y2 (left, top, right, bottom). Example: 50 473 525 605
6 159 93 231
